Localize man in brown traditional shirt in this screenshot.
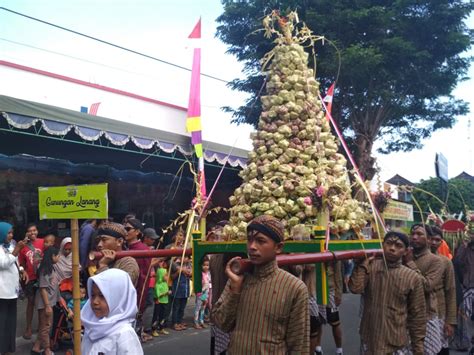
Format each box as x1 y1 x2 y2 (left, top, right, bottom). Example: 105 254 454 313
350 231 426 355
95 221 139 286
406 224 444 354
429 226 457 355
212 215 309 355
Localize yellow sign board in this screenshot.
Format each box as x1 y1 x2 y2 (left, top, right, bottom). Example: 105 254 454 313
383 200 414 222
38 184 108 220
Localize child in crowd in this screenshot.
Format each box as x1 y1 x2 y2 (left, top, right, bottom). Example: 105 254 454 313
170 256 192 331
31 247 61 355
81 268 143 354
43 234 56 249
19 223 44 340
67 285 88 318
194 257 210 329
151 258 170 336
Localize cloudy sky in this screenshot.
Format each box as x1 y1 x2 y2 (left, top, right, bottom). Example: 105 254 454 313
0 0 472 184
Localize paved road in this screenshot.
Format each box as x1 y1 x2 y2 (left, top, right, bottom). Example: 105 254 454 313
14 293 468 354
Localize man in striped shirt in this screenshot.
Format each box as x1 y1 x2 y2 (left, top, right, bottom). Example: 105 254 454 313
212 215 310 354
350 231 426 355
406 224 445 354
429 226 456 355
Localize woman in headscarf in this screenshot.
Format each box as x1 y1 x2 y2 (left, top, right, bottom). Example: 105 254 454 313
81 268 143 354
54 237 74 301
0 222 26 355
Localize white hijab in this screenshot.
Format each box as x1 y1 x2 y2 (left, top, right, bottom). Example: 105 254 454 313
81 268 138 342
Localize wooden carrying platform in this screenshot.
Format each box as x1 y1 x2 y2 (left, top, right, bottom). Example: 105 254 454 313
191 231 382 305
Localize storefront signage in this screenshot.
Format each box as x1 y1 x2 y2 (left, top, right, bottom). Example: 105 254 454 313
38 184 108 219
383 200 414 222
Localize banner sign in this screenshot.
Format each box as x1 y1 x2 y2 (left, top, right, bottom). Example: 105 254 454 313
383 200 414 222
39 184 108 219
435 153 448 182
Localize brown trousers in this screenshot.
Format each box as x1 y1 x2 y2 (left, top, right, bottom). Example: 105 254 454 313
37 308 53 349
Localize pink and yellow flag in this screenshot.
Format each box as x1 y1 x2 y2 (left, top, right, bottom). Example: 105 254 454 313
186 18 203 158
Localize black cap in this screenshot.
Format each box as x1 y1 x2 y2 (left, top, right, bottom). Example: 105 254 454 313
143 228 160 240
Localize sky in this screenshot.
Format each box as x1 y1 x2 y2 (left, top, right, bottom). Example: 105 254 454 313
0 0 473 184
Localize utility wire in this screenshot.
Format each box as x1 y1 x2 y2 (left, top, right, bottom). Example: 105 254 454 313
0 6 229 83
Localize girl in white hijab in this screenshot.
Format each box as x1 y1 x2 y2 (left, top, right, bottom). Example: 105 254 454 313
81 268 143 354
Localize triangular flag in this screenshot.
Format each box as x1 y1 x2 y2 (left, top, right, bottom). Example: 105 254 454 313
323 83 335 120
188 18 201 39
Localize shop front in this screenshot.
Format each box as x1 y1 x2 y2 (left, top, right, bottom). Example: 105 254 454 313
0 95 247 239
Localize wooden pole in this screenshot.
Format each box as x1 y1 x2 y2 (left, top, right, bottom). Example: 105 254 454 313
89 248 193 261
71 219 81 355
230 249 383 274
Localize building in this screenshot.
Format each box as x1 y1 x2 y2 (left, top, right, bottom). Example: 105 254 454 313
0 61 248 239
383 174 415 230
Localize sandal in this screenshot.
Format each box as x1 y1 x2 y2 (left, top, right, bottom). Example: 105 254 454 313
141 332 153 342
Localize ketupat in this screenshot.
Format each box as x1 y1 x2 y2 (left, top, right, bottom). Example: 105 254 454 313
224 11 369 240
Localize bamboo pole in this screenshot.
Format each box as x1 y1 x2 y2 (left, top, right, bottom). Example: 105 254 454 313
89 248 193 261
71 219 81 355
230 249 383 274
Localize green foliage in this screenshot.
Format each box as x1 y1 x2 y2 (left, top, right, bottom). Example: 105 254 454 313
413 177 474 218
216 0 473 177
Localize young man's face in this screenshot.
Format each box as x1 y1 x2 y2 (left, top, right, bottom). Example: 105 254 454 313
383 236 406 263
247 230 283 265
27 226 38 241
429 234 443 253
97 235 123 251
410 226 428 252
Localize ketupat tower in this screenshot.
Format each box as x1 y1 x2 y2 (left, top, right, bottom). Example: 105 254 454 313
224 11 369 240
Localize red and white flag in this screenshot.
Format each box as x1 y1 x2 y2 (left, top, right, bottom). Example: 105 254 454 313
89 102 101 116
323 83 335 120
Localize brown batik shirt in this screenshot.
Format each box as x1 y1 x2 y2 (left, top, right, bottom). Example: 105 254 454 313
434 254 457 325
405 249 444 318
212 259 310 355
349 258 426 355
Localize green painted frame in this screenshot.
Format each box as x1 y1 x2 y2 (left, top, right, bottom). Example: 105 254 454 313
192 231 382 304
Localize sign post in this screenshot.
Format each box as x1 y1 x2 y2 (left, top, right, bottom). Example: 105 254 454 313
39 184 108 355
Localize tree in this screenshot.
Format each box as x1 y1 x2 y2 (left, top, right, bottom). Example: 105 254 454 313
413 177 474 219
216 0 473 180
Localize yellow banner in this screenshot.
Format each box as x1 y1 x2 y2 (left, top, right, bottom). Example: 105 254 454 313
383 200 414 222
186 116 201 132
38 184 108 220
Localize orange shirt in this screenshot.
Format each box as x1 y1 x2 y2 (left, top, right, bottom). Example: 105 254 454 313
438 240 453 260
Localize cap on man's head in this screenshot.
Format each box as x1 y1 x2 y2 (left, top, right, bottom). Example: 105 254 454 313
97 222 127 239
127 218 144 232
247 215 284 243
143 228 160 240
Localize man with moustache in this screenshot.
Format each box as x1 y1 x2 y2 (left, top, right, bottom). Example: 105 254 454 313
406 224 444 354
